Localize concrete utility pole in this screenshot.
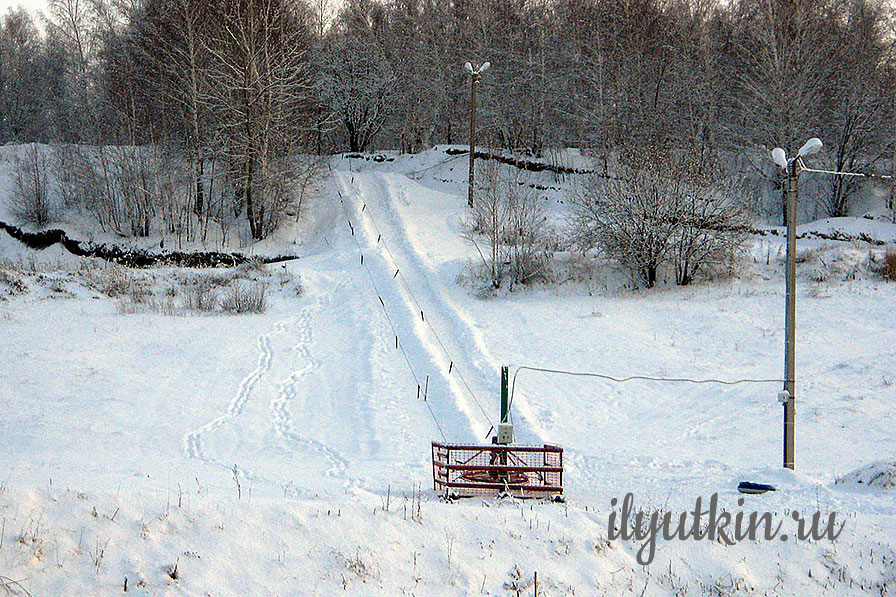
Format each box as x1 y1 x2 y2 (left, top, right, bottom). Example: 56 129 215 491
783 159 798 470
772 137 822 471
464 61 490 209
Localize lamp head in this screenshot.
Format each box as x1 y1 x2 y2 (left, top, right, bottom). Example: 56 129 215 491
464 61 473 74
479 61 491 73
771 148 788 170
798 137 823 157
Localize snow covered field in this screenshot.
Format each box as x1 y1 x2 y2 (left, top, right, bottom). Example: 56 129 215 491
1 148 895 595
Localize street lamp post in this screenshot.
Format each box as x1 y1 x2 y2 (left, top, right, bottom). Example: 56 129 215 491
464 61 490 209
771 137 822 470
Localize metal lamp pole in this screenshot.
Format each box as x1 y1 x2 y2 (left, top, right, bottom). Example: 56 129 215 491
464 61 490 209
772 137 822 470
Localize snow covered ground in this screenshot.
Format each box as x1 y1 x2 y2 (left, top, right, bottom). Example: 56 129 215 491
1 148 895 595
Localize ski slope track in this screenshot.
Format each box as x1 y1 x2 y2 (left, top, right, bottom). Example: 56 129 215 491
333 168 545 445
182 160 500 493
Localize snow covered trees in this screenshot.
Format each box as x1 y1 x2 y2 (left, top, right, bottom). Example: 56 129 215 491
818 0 893 217
0 9 71 143
202 0 317 239
130 0 212 215
5 0 896 168
4 0 896 239
88 0 318 240
316 27 396 153
572 152 750 288
718 0 894 221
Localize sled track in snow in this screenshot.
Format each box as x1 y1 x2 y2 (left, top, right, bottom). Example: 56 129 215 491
337 170 546 443
332 170 551 444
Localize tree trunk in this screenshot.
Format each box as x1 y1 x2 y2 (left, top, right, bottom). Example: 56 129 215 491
193 157 204 215
644 264 657 288
245 161 260 240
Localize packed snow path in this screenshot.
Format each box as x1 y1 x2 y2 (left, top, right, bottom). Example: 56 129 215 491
176 163 550 496
2 148 895 501
332 169 546 444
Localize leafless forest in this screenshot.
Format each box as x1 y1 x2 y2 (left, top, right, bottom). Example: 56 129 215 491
1 0 894 243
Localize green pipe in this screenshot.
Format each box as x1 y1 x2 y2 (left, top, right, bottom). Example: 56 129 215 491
501 366 509 423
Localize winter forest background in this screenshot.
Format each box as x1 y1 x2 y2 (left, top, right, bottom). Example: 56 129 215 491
2 0 895 242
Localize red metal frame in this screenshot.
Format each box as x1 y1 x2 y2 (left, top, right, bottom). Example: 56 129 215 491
432 442 563 498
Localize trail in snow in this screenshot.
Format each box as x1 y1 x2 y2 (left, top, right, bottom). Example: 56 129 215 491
182 163 554 488
184 330 278 462
181 185 451 492
268 295 350 484
269 306 317 440
181 281 363 490
334 169 546 444
333 170 499 444
332 166 786 492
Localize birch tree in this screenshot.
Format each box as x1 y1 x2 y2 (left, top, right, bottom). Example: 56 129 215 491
203 0 316 239
132 0 212 214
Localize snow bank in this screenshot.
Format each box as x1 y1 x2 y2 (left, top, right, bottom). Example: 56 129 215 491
838 460 896 490
2 479 896 596
2 148 896 594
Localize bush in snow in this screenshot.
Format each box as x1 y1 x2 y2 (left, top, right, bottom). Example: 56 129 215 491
0 269 29 300
668 170 753 286
10 144 53 226
877 247 896 281
571 150 752 288
80 263 136 299
464 161 552 289
183 279 220 312
836 459 896 489
221 281 268 314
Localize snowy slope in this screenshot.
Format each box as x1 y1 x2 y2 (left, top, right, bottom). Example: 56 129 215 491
1 149 895 595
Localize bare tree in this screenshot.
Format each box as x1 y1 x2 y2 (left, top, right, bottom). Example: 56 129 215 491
670 172 753 286
44 0 100 140
53 143 100 209
11 144 53 226
572 151 751 288
728 0 833 224
45 0 95 75
0 9 53 142
465 160 552 288
316 28 396 152
202 0 317 239
503 172 552 285
572 170 680 288
818 0 893 217
466 160 507 288
131 0 212 214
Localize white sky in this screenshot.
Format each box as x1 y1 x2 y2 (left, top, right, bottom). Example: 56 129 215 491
1 0 47 17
